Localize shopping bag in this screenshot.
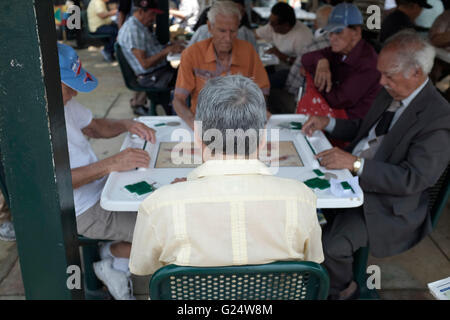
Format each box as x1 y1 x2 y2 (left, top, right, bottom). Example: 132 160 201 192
296 72 347 119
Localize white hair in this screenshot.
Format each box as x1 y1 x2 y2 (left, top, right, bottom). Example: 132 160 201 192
196 75 266 156
384 30 436 76
207 1 242 25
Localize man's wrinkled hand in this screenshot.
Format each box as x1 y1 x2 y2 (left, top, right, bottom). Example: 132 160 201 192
170 43 185 54
266 46 282 57
315 147 356 171
171 177 187 184
302 116 330 136
314 58 332 93
108 148 150 172
124 120 156 143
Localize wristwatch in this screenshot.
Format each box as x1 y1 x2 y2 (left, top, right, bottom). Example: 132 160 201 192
352 157 362 174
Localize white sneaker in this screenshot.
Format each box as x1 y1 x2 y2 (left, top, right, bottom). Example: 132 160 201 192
99 241 113 260
0 222 16 242
93 258 135 300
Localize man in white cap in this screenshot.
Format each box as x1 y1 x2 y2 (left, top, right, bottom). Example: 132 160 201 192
58 43 155 300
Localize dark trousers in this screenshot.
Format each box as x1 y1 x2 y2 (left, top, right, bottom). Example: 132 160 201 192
268 88 296 114
322 207 369 296
94 24 118 55
131 65 178 114
268 67 290 89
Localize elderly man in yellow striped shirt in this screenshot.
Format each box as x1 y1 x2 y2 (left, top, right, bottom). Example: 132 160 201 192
129 75 324 280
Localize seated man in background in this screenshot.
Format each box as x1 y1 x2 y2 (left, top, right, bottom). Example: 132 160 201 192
117 0 184 116
272 4 333 114
58 43 155 300
429 9 450 49
188 0 257 50
302 31 450 299
415 0 444 30
302 3 381 120
117 0 134 29
87 0 119 62
379 0 432 43
173 1 270 130
169 0 200 33
193 0 252 32
255 2 313 89
130 75 324 279
428 8 450 100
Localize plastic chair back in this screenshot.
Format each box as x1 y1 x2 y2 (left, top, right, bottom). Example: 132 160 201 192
150 261 330 300
114 43 142 90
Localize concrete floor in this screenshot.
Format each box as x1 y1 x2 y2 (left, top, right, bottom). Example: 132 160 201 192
0 43 448 300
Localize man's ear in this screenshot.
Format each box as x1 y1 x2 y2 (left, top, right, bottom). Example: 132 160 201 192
413 67 424 80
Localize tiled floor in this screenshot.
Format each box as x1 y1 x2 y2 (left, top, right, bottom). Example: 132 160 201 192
0 44 448 300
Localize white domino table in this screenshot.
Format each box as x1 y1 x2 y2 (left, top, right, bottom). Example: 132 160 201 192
100 115 363 211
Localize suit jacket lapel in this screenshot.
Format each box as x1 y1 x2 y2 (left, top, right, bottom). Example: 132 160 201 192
349 89 391 151
373 81 432 161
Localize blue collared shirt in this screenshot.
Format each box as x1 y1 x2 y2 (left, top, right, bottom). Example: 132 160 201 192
117 16 167 75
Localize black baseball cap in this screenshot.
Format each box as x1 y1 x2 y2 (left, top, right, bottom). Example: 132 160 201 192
403 0 432 9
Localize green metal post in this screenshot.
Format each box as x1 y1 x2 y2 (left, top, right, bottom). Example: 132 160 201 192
0 0 83 299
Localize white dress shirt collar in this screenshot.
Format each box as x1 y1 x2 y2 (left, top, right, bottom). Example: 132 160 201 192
188 159 273 180
400 77 429 108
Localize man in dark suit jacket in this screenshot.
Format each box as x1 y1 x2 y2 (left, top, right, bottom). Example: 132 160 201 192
302 30 450 300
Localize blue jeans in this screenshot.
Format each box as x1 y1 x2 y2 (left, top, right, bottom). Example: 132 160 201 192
94 24 118 55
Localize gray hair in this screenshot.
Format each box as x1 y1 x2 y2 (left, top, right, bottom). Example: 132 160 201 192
383 30 436 76
195 75 267 156
207 0 242 25
315 5 333 29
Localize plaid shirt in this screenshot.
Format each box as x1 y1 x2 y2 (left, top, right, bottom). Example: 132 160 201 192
117 16 167 75
285 33 330 96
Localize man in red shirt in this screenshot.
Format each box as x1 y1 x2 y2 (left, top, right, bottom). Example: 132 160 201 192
302 3 381 120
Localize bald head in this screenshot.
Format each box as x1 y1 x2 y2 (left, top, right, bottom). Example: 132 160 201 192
315 5 333 30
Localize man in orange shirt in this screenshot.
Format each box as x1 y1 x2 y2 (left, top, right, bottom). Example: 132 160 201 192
173 1 270 130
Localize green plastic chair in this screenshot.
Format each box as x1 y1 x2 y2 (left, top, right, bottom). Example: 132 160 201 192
114 43 171 116
149 261 330 300
353 162 450 299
